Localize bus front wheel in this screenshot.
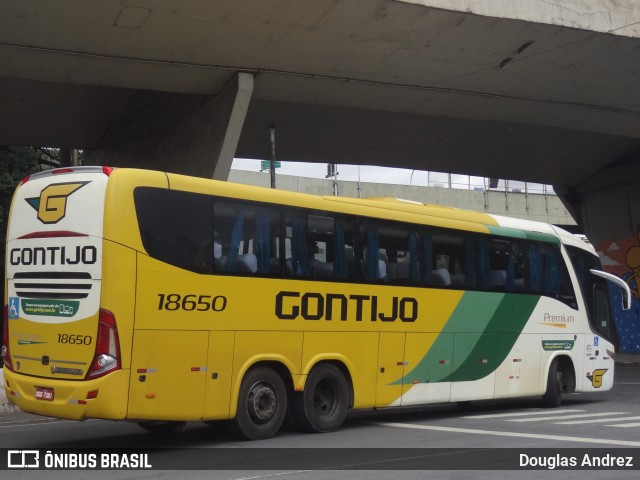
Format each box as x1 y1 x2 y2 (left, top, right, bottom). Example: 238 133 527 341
231 366 287 440
542 359 564 408
292 363 349 433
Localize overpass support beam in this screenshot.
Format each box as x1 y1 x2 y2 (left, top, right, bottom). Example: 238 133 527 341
86 72 254 179
211 72 254 180
559 156 640 354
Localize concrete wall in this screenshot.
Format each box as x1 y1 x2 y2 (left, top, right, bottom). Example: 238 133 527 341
403 0 640 37
228 170 576 226
87 73 253 180
562 161 640 354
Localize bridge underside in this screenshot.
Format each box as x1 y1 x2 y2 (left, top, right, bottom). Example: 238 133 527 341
1 1 640 349
2 1 639 186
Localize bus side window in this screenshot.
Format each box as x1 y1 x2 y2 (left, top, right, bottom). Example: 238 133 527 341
285 212 356 281
135 188 213 274
284 214 312 277
357 219 420 285
428 229 475 289
323 215 356 281
213 202 281 276
358 221 387 283
479 236 524 292
384 228 420 286
528 242 577 308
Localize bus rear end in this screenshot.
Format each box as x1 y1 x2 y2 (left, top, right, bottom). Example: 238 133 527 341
2 167 128 420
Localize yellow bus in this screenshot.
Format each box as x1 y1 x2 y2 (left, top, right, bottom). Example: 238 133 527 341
2 167 630 440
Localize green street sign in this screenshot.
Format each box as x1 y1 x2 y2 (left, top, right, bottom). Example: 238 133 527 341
261 161 281 170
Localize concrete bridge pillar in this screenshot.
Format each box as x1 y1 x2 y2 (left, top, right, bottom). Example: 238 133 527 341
86 72 254 180
559 156 640 354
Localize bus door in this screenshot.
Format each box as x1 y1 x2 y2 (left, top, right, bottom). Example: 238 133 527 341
582 282 616 391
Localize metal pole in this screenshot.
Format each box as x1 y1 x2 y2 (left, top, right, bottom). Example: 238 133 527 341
544 184 549 214
483 178 489 210
59 148 72 167
505 179 509 212
71 149 79 166
269 124 276 189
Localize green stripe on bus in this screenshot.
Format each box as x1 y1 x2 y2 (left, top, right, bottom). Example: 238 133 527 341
392 292 503 385
486 225 559 244
392 292 540 385
447 294 540 382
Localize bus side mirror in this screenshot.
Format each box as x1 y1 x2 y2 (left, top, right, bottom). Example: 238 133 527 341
590 269 632 311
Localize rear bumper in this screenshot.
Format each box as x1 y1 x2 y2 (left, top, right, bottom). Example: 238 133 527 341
3 367 129 420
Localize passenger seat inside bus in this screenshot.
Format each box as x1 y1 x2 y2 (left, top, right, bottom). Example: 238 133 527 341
489 269 507 288
430 268 451 286
236 254 258 273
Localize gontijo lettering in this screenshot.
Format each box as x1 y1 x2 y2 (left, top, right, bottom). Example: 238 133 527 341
275 291 418 322
10 246 97 266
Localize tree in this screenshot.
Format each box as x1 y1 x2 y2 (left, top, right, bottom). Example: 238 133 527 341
0 146 55 237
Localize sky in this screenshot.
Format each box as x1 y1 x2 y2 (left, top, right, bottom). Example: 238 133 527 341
231 158 554 194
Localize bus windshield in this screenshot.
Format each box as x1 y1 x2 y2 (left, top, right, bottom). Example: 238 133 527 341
565 245 616 343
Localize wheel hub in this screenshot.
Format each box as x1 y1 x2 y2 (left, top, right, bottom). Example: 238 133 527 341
248 382 277 423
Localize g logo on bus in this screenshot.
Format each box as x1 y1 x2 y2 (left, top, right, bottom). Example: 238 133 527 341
586 368 608 388
26 182 89 224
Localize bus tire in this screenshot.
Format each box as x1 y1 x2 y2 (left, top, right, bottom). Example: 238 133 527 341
137 421 186 434
231 366 287 440
292 363 349 433
542 359 563 408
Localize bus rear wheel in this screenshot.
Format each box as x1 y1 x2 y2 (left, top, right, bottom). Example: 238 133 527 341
542 359 564 408
292 363 349 433
231 366 287 440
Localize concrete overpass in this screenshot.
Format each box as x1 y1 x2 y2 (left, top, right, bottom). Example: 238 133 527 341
1 1 639 234
1 1 640 350
229 168 576 227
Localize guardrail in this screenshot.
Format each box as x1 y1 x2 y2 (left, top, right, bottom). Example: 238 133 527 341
409 172 556 195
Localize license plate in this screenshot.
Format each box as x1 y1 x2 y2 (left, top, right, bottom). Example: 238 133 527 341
35 387 54 401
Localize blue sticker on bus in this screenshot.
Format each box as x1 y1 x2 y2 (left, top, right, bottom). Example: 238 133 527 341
9 297 19 319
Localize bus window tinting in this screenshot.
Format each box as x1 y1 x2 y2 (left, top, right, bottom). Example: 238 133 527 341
567 245 610 334
214 202 281 275
357 219 420 285
285 212 356 281
135 188 213 274
426 230 475 288
527 242 577 309
134 187 579 308
478 237 525 292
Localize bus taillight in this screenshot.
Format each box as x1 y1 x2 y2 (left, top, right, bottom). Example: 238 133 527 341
1 305 13 371
86 309 121 379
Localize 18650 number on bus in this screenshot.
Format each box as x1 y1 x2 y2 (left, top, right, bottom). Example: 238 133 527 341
157 294 227 312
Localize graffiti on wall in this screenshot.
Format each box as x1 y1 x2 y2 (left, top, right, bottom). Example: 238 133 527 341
596 225 640 353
